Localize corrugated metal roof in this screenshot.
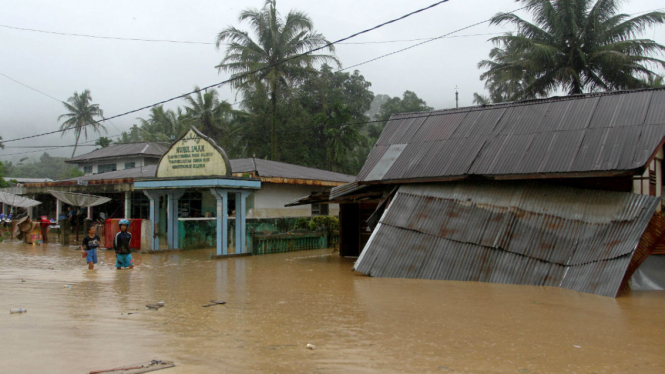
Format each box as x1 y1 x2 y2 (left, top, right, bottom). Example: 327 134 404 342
358 88 665 183
60 165 159 181
330 182 368 200
57 159 354 184
6 178 54 183
353 181 661 297
66 143 169 163
232 158 355 183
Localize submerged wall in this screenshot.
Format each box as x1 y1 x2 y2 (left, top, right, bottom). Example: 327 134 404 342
177 217 337 254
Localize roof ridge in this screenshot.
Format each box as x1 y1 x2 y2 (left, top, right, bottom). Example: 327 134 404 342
392 86 665 118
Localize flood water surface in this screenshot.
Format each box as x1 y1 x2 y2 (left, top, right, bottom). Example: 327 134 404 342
1 241 663 373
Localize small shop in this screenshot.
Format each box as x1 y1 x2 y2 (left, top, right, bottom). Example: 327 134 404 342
134 127 261 258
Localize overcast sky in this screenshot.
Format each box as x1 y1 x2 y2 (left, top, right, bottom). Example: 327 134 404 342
1 0 663 163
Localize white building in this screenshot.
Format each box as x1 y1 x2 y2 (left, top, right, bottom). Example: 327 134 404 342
66 142 167 175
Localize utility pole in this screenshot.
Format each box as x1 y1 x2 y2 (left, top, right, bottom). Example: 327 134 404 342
455 86 459 109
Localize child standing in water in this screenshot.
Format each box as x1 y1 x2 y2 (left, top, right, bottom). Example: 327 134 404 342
81 226 100 270
114 219 134 270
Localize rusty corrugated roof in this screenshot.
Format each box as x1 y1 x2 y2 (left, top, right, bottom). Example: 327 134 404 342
353 181 660 297
358 88 665 183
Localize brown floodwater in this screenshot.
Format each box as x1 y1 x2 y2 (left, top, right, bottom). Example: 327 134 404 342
0 240 663 374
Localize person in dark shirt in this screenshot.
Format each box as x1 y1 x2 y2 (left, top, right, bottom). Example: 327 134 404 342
114 219 134 270
81 226 100 270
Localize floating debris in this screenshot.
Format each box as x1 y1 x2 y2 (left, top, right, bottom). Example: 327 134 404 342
306 343 316 350
145 304 162 310
89 359 175 373
202 301 226 308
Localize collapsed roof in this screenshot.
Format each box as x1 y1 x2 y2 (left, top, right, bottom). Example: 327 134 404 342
353 182 663 297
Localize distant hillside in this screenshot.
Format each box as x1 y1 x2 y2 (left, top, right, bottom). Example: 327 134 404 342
4 152 83 181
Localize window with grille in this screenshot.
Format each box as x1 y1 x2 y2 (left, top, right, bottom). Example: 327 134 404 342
124 162 136 169
83 165 93 174
312 203 329 216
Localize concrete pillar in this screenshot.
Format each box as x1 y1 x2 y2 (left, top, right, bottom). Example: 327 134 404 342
167 191 185 250
124 192 131 218
87 206 92 220
143 190 165 251
234 191 250 254
55 199 61 221
2 203 7 216
210 189 229 256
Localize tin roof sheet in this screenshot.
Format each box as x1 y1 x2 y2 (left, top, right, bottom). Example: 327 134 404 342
353 181 660 297
358 88 665 183
58 159 354 184
66 142 168 163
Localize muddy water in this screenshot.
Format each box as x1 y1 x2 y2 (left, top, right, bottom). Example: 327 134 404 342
0 241 663 374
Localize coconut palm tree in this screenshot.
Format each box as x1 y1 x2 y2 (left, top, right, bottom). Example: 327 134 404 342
58 90 105 158
94 136 113 148
182 87 229 137
215 0 340 159
480 0 665 98
136 105 187 141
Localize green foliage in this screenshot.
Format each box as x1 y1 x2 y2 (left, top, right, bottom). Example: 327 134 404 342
215 0 340 159
0 161 8 188
95 136 113 148
293 215 339 232
368 90 433 139
479 0 665 98
293 217 311 230
3 153 84 180
66 167 85 179
59 90 106 157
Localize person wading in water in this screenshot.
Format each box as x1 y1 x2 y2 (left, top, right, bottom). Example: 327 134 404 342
81 226 100 270
114 219 134 270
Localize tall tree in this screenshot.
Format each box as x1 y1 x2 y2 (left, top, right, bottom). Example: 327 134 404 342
296 65 374 173
369 91 433 138
215 0 340 159
58 90 106 158
480 0 665 97
182 87 242 152
95 136 113 148
136 105 187 142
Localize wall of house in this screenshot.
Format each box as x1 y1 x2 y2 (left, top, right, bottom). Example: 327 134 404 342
633 147 663 211
249 183 340 218
78 157 158 174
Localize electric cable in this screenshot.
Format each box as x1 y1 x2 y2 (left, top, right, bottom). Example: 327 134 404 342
0 0 452 144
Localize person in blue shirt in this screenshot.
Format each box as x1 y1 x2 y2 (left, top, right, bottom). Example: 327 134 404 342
114 219 134 270
81 226 100 270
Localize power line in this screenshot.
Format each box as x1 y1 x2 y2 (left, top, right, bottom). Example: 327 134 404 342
338 32 503 44
0 22 502 46
0 0 452 145
341 5 529 71
0 24 213 45
0 72 63 102
3 145 97 148
0 71 126 135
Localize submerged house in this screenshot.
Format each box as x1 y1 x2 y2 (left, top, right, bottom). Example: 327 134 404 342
17 143 353 221
12 131 354 252
294 87 665 297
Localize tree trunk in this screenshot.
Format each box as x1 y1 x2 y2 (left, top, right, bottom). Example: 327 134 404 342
271 86 278 160
71 131 82 158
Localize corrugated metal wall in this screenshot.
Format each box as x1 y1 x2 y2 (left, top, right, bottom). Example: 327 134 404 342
353 182 661 297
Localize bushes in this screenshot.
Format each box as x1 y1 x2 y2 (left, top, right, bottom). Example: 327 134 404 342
293 216 339 232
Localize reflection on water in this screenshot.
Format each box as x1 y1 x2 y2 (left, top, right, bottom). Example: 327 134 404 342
0 240 663 373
